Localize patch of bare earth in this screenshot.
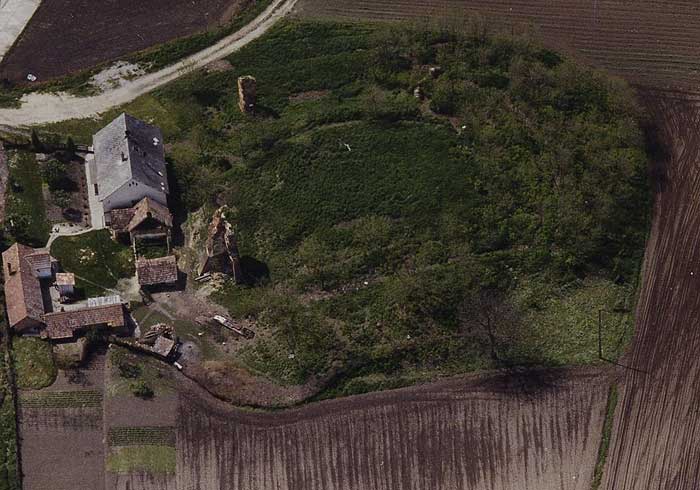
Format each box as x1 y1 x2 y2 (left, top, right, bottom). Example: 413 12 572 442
18 353 106 490
601 93 700 488
176 367 611 490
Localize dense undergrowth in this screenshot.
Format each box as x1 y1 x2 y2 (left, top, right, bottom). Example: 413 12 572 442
42 20 649 398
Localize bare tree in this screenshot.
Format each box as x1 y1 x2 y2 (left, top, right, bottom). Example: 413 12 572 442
459 289 522 364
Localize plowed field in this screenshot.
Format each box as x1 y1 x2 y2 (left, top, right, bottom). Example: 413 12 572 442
0 0 247 83
600 93 700 489
176 369 610 490
293 0 700 94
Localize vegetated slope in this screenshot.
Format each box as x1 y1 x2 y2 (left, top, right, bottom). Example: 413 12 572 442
601 93 700 489
176 368 609 490
293 0 700 94
46 21 647 404
0 0 252 83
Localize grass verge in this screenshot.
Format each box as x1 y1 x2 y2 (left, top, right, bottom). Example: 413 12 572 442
12 338 57 390
107 446 176 475
50 230 134 297
591 384 618 489
5 150 50 247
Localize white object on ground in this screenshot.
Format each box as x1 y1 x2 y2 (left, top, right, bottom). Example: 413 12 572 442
0 0 42 63
0 0 298 126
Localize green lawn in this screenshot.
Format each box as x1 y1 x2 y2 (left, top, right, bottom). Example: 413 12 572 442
12 338 57 390
50 230 134 297
39 21 650 398
107 446 176 475
5 150 50 247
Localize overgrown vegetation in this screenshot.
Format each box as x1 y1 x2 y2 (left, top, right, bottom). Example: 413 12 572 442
108 346 170 398
50 230 134 297
12 338 57 390
5 150 50 247
0 309 20 490
45 21 649 397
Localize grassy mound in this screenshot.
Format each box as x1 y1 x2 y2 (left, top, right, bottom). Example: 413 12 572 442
48 21 649 398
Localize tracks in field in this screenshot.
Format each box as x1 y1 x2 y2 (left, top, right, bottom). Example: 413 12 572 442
0 0 299 126
293 0 700 94
293 0 700 487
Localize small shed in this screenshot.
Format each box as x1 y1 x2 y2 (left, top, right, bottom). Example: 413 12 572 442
136 255 179 287
55 272 75 297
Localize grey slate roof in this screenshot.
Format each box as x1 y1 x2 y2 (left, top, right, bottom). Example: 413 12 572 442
92 113 169 200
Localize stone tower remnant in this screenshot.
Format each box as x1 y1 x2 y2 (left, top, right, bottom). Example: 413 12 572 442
237 76 257 114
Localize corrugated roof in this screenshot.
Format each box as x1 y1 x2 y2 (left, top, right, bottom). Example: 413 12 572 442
2 244 47 329
136 255 178 286
92 113 169 201
43 304 126 340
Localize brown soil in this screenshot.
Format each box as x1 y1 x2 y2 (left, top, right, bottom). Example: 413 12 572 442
600 93 700 488
0 0 249 83
18 353 106 490
293 0 700 94
176 367 611 490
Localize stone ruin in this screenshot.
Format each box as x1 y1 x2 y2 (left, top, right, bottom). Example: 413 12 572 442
237 75 257 114
198 206 243 283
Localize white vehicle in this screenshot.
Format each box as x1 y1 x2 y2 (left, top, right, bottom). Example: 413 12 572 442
173 362 183 370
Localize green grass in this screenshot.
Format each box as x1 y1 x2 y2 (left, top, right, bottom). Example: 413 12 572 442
19 390 102 409
107 427 176 447
107 446 176 475
12 338 57 390
106 346 173 398
592 384 619 489
5 150 50 247
0 307 20 490
39 21 649 397
50 230 134 296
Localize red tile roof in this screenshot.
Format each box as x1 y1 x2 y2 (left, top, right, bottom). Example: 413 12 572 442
43 304 126 340
2 244 47 330
108 197 172 234
136 255 178 286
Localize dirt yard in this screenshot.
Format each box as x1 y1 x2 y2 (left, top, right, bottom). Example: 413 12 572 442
293 0 700 94
176 367 612 490
0 0 249 83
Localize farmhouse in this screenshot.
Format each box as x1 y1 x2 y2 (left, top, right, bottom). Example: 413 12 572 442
2 244 55 334
90 113 169 226
108 196 173 248
1 243 128 340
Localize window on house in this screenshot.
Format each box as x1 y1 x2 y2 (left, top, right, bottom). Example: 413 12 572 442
94 183 99 195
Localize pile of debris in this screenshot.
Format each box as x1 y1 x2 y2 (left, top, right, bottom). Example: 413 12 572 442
197 206 243 283
138 323 178 359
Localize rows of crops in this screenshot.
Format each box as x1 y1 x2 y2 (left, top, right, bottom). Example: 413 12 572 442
19 390 102 409
108 426 176 447
293 0 700 93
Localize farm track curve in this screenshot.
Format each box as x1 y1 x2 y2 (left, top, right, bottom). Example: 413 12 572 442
293 1 700 488
175 368 610 490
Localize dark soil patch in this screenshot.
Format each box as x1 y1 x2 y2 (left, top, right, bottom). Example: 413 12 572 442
0 0 247 83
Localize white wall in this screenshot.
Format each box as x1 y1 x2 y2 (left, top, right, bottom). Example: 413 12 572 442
100 180 167 213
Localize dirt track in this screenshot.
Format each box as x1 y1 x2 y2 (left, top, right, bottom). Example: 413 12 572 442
0 0 248 83
176 368 610 490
